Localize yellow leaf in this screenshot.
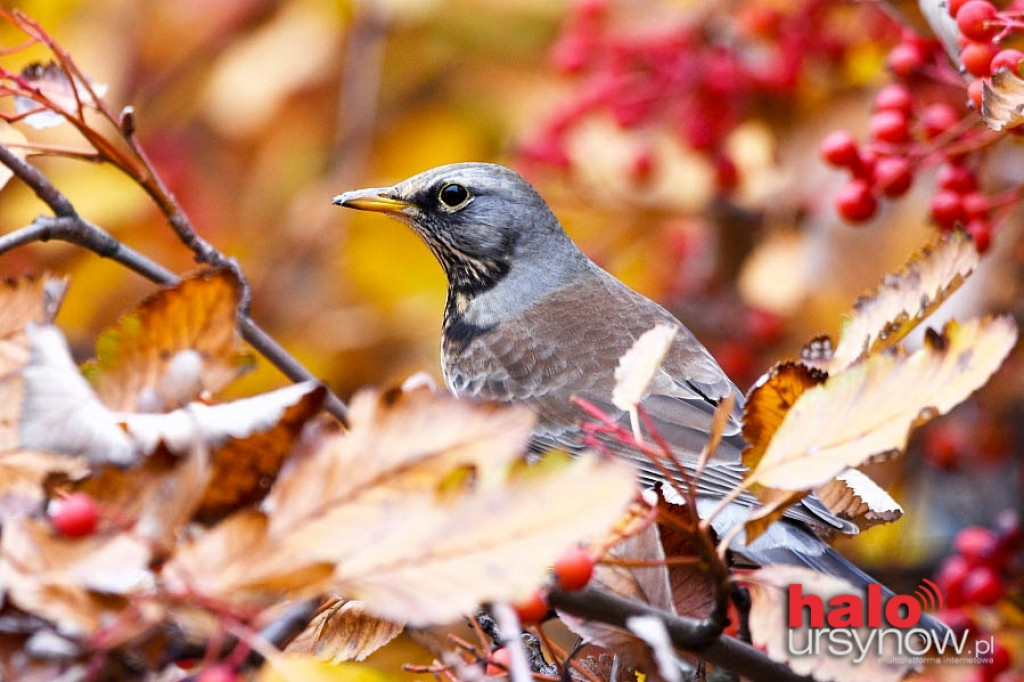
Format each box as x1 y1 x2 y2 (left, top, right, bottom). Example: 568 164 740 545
166 388 637 626
748 316 1017 492
257 655 394 682
287 599 403 663
815 229 979 373
85 270 254 412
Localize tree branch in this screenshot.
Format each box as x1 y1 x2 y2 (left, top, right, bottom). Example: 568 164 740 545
0 146 349 423
548 587 814 682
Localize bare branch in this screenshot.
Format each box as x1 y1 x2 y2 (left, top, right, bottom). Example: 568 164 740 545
548 587 813 682
0 146 350 424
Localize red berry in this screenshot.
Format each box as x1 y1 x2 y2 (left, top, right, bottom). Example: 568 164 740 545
870 110 911 144
714 154 739 193
962 564 1003 605
966 218 993 252
835 179 878 223
955 526 1001 565
716 341 754 380
936 555 971 607
745 307 785 345
874 84 914 115
931 189 965 229
962 191 990 219
551 33 592 74
875 156 914 197
921 103 961 138
968 78 985 110
996 510 1023 551
957 1 1000 42
853 148 879 182
51 492 99 538
937 162 978 192
512 589 549 623
820 131 860 168
485 647 511 676
196 664 240 682
937 608 976 635
889 42 927 77
990 48 1024 74
985 640 1012 679
554 546 595 591
949 0 972 17
961 41 999 77
923 419 969 469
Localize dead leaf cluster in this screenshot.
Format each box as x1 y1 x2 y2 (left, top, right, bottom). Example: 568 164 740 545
0 270 638 680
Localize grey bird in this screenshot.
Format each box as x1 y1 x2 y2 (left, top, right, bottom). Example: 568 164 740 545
334 162 945 632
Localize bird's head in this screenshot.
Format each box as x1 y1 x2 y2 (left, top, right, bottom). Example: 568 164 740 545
333 163 572 296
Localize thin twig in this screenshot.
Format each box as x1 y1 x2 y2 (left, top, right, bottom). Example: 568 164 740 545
0 146 350 423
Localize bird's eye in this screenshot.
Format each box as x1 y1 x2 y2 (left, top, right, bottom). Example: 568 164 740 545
438 183 471 209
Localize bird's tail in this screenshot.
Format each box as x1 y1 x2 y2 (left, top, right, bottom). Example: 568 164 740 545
700 500 951 638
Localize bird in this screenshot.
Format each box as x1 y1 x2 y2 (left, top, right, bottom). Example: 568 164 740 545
333 162 946 633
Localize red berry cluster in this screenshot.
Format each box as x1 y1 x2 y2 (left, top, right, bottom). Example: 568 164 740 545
510 545 597 625
934 514 1020 680
823 0 1024 250
523 0 897 192
937 516 1020 610
920 411 1012 470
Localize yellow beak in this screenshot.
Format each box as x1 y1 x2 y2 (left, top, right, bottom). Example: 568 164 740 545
332 188 412 214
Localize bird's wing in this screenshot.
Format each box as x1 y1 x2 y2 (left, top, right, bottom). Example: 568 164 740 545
444 273 854 534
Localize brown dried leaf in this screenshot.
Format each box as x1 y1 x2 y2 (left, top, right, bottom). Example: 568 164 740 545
561 520 674 661
287 599 403 663
79 443 212 556
0 517 151 636
0 451 88 522
262 387 537 540
166 388 637 626
17 324 321 468
982 69 1024 132
741 362 826 472
195 384 326 521
0 273 67 381
86 270 254 412
14 61 108 129
814 229 979 373
747 317 1017 492
746 565 913 682
813 469 903 529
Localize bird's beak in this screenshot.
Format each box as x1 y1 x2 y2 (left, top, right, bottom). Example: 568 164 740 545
332 187 412 214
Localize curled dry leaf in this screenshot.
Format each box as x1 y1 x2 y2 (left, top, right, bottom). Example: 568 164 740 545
810 229 979 373
0 516 152 636
85 270 254 412
747 316 1017 492
561 519 674 664
166 388 638 627
16 324 324 469
739 364 902 542
613 324 678 411
814 469 903 529
13 60 109 130
746 565 914 682
982 69 1024 132
287 599 403 663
